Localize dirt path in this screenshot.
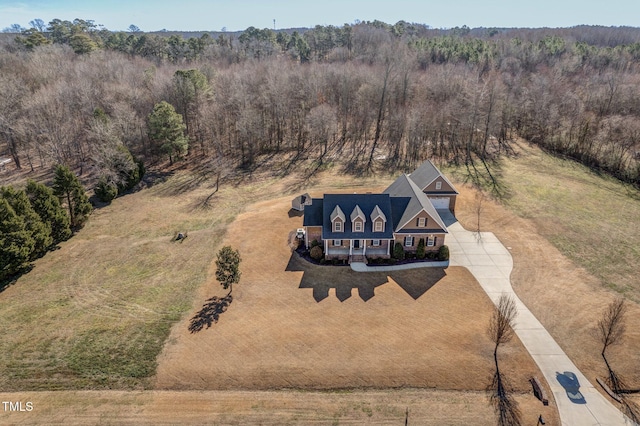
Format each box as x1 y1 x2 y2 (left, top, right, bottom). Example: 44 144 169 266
0 389 551 425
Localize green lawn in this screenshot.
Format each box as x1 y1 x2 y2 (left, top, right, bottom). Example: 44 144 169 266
457 142 640 300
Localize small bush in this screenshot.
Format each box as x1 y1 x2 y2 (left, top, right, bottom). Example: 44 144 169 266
319 258 326 265
438 245 450 261
393 242 405 260
310 239 319 249
95 178 118 202
332 258 343 265
388 258 398 264
416 238 426 259
310 245 323 260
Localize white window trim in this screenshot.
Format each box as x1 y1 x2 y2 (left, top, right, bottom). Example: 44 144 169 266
334 221 342 232
334 239 342 246
404 236 413 247
435 181 442 190
374 221 383 232
427 236 435 247
354 221 362 232
372 239 380 246
418 217 426 227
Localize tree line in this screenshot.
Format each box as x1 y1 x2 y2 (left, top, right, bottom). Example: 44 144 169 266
1 20 640 186
1 166 90 282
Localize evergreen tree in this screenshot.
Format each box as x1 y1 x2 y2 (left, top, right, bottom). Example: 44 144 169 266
52 165 92 228
148 101 188 165
416 238 426 259
25 180 72 244
1 186 51 259
0 198 35 280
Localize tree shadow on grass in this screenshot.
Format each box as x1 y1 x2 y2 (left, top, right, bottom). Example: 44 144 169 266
0 264 34 294
488 368 522 426
188 294 233 333
603 363 640 424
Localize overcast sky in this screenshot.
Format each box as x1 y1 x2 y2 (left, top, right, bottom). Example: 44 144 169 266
1 0 639 32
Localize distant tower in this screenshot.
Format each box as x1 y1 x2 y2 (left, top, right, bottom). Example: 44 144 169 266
273 19 276 30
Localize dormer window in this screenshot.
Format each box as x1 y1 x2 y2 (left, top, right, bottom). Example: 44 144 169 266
330 205 346 233
435 181 442 190
350 205 366 234
370 205 387 233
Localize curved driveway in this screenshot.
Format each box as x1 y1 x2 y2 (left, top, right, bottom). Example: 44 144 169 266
440 210 627 426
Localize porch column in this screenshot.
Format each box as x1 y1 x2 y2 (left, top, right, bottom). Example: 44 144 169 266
349 240 353 256
324 239 328 255
387 240 391 256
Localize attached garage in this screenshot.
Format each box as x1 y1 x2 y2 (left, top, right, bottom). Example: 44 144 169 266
429 197 450 210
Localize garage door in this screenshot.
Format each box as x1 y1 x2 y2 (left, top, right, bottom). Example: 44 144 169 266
429 197 450 209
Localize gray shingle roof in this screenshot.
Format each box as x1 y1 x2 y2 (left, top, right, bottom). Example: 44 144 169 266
408 160 459 194
383 174 448 232
370 205 387 222
321 194 394 240
330 205 346 222
303 198 323 226
350 205 365 222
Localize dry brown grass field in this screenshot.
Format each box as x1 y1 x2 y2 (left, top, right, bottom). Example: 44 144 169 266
452 143 640 408
0 389 552 425
6 142 639 423
155 193 539 393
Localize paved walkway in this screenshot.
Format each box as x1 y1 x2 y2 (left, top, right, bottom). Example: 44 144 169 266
350 260 449 272
440 210 628 426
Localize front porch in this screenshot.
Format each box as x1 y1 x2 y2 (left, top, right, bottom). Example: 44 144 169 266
325 239 392 262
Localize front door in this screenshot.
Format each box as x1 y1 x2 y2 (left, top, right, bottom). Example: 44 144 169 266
353 239 360 249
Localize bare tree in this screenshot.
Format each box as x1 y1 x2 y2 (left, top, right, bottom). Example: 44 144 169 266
597 298 627 394
598 298 626 359
488 294 521 426
474 191 486 236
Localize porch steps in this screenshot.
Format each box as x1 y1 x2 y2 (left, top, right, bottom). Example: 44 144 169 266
349 255 368 264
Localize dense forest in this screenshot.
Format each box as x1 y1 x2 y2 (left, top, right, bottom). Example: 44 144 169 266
1 19 640 188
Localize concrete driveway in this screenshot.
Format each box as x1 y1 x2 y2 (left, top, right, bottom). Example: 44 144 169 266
439 210 628 426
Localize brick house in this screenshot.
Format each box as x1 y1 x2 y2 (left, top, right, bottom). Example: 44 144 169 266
302 160 458 262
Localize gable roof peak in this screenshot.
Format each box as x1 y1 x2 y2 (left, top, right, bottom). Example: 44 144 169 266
408 159 458 193
370 204 387 222
330 205 345 222
350 204 366 222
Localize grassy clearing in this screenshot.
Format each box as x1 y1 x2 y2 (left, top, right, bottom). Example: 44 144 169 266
0 389 553 425
0 170 269 390
0 165 388 391
450 145 640 404
449 142 640 301
500 142 640 300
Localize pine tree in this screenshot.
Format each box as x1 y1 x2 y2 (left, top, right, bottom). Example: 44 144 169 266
52 165 92 228
148 101 189 165
25 180 72 244
0 198 35 280
1 186 52 259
